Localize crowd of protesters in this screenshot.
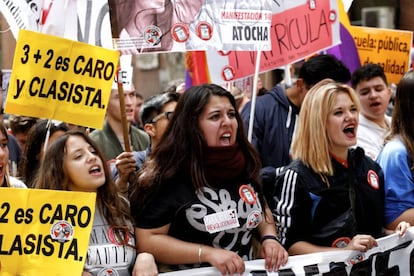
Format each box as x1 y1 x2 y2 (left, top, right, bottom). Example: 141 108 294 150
1 55 413 275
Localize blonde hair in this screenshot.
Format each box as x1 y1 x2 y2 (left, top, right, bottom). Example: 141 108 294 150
291 79 360 181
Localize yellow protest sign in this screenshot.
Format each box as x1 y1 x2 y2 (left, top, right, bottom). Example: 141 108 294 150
352 26 412 84
5 29 120 130
0 188 96 275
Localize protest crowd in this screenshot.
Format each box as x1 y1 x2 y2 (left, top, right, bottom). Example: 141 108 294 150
1 1 414 276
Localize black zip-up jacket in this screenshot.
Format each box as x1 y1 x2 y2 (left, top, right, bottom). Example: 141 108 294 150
273 147 385 250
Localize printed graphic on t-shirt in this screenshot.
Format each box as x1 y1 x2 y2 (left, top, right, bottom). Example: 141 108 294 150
204 209 240 233
186 185 262 258
85 221 135 275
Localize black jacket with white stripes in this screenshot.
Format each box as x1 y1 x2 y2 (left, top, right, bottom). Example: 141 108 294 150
273 147 385 250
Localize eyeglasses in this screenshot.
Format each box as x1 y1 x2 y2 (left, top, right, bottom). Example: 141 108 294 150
150 111 174 123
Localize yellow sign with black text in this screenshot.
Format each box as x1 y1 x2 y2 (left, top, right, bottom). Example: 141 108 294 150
0 188 96 275
352 26 412 84
5 30 119 129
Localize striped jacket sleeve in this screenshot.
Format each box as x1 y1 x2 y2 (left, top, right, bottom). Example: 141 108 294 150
274 167 312 250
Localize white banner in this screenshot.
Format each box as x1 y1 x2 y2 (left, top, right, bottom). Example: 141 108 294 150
162 227 414 275
2 1 272 53
0 0 41 38
341 0 354 12
109 0 273 53
1 0 113 48
1 69 11 110
71 0 113 48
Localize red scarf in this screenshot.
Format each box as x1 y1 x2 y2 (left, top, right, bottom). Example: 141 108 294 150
204 143 246 186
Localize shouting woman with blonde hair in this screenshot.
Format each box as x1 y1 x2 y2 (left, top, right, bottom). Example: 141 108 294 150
274 79 409 255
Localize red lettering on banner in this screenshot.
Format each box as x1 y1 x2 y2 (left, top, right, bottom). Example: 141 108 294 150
41 1 53 25
272 9 329 54
225 1 335 81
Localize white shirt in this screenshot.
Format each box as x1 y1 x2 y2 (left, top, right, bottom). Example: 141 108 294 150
9 176 27 188
356 114 391 161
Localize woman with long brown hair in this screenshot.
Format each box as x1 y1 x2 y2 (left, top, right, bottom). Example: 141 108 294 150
35 130 157 276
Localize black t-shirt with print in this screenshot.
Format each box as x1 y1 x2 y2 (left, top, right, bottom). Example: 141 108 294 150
133 174 263 270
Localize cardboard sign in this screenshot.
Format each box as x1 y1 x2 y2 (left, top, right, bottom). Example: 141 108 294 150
351 26 412 84
5 29 119 130
0 188 96 275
